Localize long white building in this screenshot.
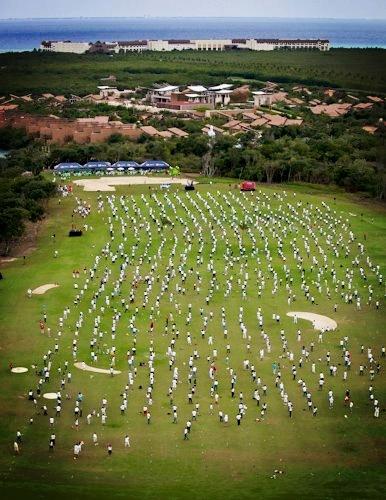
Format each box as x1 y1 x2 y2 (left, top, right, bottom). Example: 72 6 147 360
40 38 330 54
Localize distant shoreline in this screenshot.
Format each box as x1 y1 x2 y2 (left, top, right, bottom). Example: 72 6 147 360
0 17 385 52
1 16 386 21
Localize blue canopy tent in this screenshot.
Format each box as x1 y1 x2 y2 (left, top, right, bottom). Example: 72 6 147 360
83 161 111 171
112 161 140 170
140 160 170 170
54 162 84 172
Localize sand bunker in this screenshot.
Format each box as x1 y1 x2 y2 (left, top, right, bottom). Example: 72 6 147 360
32 284 59 295
11 367 28 374
43 392 58 400
74 176 195 192
287 312 337 331
74 362 121 375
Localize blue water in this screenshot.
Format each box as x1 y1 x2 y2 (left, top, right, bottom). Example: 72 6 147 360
0 17 385 52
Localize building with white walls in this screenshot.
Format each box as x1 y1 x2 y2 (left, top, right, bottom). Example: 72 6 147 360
147 84 234 110
40 38 330 54
253 91 273 107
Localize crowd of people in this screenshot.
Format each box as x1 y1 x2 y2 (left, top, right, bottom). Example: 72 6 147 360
13 187 384 459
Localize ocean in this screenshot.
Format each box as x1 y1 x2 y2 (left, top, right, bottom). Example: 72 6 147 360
0 17 385 52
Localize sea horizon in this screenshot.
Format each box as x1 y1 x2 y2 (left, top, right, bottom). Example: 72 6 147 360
0 17 385 52
1 16 386 20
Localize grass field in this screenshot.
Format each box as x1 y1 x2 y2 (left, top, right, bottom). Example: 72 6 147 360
0 48 386 95
0 179 385 499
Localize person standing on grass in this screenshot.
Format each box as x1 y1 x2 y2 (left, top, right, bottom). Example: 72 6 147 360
13 441 19 454
107 444 112 456
124 435 130 448
92 433 98 446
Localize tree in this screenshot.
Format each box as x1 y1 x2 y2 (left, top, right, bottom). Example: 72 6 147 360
107 133 125 144
202 148 216 177
263 159 282 184
0 207 27 255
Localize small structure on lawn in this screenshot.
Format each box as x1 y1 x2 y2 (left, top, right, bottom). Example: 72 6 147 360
54 162 84 172
140 160 170 171
240 181 256 191
112 161 140 170
83 161 111 170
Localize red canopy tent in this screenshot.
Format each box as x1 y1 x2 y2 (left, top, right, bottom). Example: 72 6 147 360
240 181 256 191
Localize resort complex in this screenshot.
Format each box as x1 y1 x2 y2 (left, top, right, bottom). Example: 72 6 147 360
40 37 330 54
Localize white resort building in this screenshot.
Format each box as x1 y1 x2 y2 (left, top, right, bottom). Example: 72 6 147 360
40 38 330 54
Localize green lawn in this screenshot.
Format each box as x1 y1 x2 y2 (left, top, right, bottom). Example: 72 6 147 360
0 180 385 499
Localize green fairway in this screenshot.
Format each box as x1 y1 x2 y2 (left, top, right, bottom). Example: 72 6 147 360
0 180 385 499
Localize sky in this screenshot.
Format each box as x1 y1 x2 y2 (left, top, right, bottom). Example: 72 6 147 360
0 0 385 20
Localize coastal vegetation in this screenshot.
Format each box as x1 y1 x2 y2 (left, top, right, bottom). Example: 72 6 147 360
0 48 386 95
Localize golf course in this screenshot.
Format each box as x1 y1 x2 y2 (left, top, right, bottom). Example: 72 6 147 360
0 177 385 499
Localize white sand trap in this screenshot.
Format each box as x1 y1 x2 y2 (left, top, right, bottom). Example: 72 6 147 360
74 176 195 192
43 392 58 400
287 312 337 331
11 367 28 374
32 284 59 295
74 362 121 375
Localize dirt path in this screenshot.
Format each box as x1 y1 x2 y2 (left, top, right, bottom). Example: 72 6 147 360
74 176 194 192
32 284 59 295
74 362 121 375
11 367 28 373
286 312 337 331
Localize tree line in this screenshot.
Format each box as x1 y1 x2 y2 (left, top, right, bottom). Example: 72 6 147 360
0 143 56 254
